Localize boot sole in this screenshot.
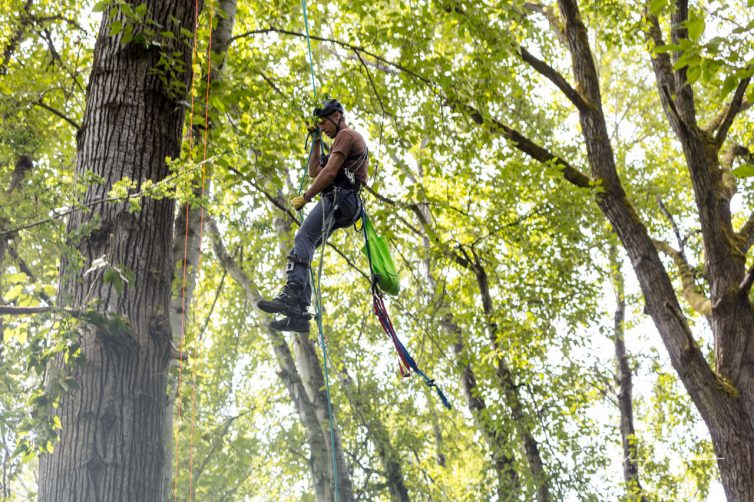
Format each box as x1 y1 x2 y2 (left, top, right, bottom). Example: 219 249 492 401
269 321 310 334
257 301 297 315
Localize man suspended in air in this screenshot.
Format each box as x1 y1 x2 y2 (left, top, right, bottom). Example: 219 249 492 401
258 99 369 333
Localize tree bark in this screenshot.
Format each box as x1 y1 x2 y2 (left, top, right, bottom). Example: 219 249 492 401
38 2 197 500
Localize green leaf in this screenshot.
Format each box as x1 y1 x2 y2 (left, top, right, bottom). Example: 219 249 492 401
732 163 754 178
93 1 110 12
5 272 29 284
686 64 701 83
686 13 705 40
121 24 134 45
109 20 123 37
5 284 24 302
135 3 148 17
722 74 739 97
103 269 124 294
648 0 669 15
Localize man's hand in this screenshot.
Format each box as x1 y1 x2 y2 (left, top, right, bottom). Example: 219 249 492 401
291 196 308 210
307 123 320 137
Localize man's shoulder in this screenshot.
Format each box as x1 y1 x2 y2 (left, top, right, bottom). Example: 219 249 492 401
335 128 364 142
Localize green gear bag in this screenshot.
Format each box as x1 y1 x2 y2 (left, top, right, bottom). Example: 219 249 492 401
362 212 400 296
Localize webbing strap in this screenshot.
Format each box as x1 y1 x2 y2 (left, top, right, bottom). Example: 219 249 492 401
362 207 452 410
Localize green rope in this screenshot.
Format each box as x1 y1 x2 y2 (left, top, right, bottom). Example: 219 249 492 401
300 1 340 500
301 0 318 101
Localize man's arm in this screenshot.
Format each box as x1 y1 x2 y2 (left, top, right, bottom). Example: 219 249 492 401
307 138 323 178
303 152 344 201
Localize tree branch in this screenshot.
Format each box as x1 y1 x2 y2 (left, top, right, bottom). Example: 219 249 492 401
519 46 591 111
657 196 687 257
230 28 433 88
32 99 81 130
738 216 754 255
705 98 751 135
460 102 592 188
661 85 690 137
739 263 754 297
714 76 751 146
669 0 697 126
0 306 62 315
644 8 691 139
653 239 712 317
232 27 591 191
353 49 387 117
0 0 33 77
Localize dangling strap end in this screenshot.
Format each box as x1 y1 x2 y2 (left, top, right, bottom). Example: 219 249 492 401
435 386 452 410
399 362 411 378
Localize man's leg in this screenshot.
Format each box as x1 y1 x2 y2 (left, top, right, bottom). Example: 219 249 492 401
262 198 336 332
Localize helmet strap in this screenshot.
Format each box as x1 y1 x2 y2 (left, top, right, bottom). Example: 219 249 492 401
325 114 343 135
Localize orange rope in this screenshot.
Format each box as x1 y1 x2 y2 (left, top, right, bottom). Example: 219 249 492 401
188 2 213 500
173 0 202 499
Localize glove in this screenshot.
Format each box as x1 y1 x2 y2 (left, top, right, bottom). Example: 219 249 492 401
291 196 308 210
307 123 320 137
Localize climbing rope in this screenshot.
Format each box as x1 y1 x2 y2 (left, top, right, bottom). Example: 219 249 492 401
174 2 214 501
300 1 341 500
187 3 214 500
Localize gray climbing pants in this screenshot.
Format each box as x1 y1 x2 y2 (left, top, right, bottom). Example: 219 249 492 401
287 187 361 308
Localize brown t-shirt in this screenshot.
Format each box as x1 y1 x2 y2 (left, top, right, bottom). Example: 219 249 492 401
330 128 369 185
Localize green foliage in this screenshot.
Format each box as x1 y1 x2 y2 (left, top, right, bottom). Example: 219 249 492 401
4 0 752 499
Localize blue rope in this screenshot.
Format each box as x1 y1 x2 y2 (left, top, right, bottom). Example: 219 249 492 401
301 1 339 499
301 0 318 101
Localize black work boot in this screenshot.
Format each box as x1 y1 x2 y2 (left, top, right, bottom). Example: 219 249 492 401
258 283 305 316
269 313 311 333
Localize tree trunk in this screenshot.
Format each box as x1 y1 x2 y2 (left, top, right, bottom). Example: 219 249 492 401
556 1 754 498
38 2 197 500
409 184 521 498
270 182 354 501
609 245 646 500
206 218 351 501
339 369 411 501
451 330 519 500
293 333 355 501
452 250 551 502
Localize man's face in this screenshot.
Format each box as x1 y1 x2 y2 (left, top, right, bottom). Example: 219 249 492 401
317 111 341 138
